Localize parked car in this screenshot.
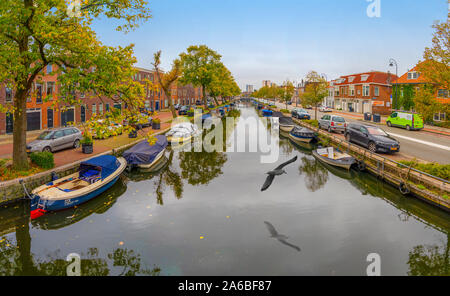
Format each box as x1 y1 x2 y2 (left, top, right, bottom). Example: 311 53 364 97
291 108 311 120
174 104 181 110
319 106 332 112
319 115 347 133
287 101 292 105
27 127 82 153
178 106 190 115
345 123 400 153
386 111 423 131
195 100 202 106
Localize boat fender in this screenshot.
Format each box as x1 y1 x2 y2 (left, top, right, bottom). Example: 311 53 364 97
399 182 410 195
357 161 366 171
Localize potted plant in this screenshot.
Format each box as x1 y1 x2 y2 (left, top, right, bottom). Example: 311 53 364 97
81 133 94 154
152 118 161 130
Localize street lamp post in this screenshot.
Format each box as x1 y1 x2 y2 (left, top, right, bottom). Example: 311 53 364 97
389 58 398 110
321 73 328 107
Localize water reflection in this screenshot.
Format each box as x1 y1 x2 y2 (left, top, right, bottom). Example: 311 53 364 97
264 221 301 252
298 156 329 192
407 234 449 276
0 203 159 275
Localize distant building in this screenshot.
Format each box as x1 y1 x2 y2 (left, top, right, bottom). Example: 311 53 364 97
262 80 272 88
245 85 254 93
333 71 397 115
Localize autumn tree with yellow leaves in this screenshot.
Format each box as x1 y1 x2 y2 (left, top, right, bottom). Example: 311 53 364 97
0 0 151 170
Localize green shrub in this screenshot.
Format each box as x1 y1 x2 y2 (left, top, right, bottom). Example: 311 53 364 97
434 121 450 129
29 151 55 169
227 109 241 118
304 119 319 128
280 109 290 114
81 134 93 145
398 160 450 181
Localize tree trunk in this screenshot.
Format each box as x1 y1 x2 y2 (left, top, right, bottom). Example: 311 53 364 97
202 85 208 110
213 96 219 106
315 104 318 120
13 90 29 170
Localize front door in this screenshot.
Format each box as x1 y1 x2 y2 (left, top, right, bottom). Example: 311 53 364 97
80 105 86 123
155 101 160 111
61 108 74 127
27 110 41 131
6 112 13 134
47 109 54 129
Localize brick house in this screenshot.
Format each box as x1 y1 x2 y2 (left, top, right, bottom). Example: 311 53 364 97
332 71 398 115
392 61 449 122
0 65 202 135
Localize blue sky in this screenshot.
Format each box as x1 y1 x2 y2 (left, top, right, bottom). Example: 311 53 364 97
92 0 449 90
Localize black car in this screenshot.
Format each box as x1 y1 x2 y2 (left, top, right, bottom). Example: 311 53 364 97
178 105 190 115
345 123 400 153
195 100 202 106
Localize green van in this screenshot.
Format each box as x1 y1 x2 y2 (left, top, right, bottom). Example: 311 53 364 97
386 111 424 131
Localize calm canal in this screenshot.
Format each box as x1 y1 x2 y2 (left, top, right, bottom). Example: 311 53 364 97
0 106 449 276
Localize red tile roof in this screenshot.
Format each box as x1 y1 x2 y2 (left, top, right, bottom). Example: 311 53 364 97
393 61 431 84
333 71 397 86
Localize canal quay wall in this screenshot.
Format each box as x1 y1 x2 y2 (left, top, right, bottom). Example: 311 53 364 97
0 129 170 205
291 117 450 213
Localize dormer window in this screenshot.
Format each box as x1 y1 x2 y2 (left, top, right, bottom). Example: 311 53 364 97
361 75 370 81
407 72 419 80
348 76 355 83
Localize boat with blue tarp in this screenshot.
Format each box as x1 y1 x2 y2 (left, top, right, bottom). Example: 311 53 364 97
289 126 316 143
30 155 127 218
123 135 168 170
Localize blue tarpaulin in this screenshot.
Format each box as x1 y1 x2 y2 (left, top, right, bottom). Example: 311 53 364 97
123 135 168 166
79 155 121 180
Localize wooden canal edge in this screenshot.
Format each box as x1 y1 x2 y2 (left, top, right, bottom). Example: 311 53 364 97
290 117 450 213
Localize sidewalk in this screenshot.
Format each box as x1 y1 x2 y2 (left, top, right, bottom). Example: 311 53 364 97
0 110 175 162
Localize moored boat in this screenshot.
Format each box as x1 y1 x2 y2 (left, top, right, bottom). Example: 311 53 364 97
123 135 168 171
262 109 273 117
166 122 200 144
289 126 315 143
30 155 127 218
279 117 295 132
312 147 356 170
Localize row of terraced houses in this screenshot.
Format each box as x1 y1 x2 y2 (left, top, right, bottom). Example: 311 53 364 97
0 65 202 135
323 62 449 119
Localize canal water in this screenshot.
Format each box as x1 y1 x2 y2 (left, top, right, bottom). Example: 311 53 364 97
0 106 449 276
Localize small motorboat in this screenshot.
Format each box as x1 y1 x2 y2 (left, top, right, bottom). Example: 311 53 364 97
289 126 315 143
30 155 127 218
279 117 295 132
262 109 273 117
166 122 200 144
313 147 356 170
123 135 168 170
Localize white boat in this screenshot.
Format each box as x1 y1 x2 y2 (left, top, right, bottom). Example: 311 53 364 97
289 126 315 143
279 117 295 133
166 122 200 144
312 147 356 170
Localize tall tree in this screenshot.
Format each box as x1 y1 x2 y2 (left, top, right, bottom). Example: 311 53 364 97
0 0 151 170
301 71 328 120
280 80 295 109
179 45 222 109
152 50 182 118
208 63 240 105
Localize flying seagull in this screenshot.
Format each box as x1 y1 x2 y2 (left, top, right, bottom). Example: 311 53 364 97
261 156 298 191
264 221 301 252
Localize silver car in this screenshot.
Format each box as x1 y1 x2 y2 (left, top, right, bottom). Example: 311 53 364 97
27 127 82 153
319 115 347 133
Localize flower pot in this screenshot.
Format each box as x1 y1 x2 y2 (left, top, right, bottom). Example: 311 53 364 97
82 143 93 154
187 111 194 117
152 122 161 130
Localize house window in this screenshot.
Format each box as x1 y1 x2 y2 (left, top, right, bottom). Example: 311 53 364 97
407 72 419 80
5 87 12 102
99 103 103 114
361 75 369 82
434 112 446 121
363 85 370 96
36 83 43 103
92 104 97 114
47 82 54 97
374 87 379 96
437 89 449 98
47 64 52 74
106 103 110 112
349 86 355 96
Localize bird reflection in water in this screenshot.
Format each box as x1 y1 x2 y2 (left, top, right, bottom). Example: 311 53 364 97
264 221 301 252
